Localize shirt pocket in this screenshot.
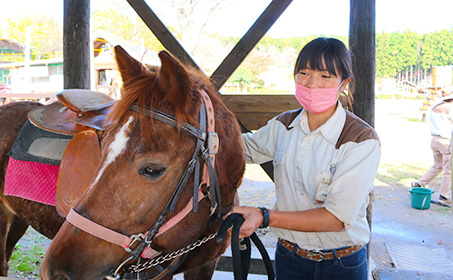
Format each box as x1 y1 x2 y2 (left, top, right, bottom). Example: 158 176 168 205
273 149 287 189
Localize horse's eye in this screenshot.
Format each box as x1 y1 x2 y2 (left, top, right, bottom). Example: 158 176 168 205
139 166 166 178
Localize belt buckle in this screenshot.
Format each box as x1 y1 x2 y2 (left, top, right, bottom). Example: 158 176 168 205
307 251 325 262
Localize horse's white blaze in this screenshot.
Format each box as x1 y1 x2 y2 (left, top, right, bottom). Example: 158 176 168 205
88 116 135 189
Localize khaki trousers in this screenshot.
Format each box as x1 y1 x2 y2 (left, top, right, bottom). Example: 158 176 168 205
418 136 451 199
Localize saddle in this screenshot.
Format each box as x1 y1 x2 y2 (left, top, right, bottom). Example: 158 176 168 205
28 89 115 217
28 89 115 135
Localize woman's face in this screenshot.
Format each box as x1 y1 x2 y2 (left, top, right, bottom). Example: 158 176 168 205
295 61 343 89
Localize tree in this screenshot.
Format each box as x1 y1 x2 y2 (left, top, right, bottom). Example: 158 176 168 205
1 15 62 60
162 0 238 52
91 9 164 52
376 31 397 78
421 29 453 69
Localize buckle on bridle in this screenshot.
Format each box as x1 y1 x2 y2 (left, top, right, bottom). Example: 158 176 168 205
125 234 144 253
207 132 219 154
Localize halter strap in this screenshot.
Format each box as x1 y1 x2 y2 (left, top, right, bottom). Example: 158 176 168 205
199 89 218 186
128 103 204 140
66 188 206 259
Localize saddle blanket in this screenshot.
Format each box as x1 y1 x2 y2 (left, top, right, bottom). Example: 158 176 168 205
4 158 59 206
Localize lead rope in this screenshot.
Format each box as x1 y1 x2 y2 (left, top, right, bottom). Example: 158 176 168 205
217 213 275 280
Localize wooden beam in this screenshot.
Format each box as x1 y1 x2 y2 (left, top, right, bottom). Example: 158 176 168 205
126 0 293 181
127 0 292 97
349 0 376 127
210 0 293 92
219 94 299 130
126 0 201 70
63 0 91 89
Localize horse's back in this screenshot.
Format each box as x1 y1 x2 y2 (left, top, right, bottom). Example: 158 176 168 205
0 102 43 155
0 102 43 180
0 101 64 239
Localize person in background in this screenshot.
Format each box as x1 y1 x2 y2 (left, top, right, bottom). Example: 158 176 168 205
412 90 453 206
228 37 381 280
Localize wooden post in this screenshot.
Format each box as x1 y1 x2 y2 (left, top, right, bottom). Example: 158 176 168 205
349 0 376 274
63 0 91 89
349 0 376 127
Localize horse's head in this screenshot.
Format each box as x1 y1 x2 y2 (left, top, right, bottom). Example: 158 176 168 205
40 46 245 280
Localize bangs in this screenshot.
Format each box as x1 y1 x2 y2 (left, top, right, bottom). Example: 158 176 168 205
296 46 339 77
294 37 352 81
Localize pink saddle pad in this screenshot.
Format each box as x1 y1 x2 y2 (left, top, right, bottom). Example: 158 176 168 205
4 158 59 206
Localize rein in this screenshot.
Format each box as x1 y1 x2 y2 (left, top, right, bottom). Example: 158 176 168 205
217 214 275 280
65 89 224 279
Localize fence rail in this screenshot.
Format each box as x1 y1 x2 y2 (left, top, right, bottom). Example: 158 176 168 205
0 92 57 105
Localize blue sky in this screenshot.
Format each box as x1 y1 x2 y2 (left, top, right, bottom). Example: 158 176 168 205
1 0 453 37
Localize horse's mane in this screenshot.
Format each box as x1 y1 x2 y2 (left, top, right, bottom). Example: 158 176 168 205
105 64 216 140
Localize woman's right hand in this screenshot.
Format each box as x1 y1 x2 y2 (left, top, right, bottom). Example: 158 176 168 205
227 206 264 238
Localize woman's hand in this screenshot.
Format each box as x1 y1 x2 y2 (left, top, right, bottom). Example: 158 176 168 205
227 206 264 238
228 206 344 235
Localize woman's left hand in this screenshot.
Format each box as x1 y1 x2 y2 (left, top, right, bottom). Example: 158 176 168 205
227 206 265 238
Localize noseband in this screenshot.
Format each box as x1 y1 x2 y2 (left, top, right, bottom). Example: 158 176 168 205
65 89 224 279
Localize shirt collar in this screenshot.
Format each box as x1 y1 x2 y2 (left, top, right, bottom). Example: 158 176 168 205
288 109 304 130
294 101 346 144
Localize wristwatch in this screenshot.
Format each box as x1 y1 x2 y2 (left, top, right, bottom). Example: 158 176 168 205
258 207 270 228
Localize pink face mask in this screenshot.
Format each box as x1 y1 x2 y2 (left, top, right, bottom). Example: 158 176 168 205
295 82 343 114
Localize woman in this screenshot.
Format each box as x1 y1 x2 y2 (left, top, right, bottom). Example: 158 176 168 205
230 37 381 280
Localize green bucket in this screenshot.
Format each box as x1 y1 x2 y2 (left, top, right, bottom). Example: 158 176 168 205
409 187 434 210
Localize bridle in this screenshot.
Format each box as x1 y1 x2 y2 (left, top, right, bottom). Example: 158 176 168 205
65 89 225 279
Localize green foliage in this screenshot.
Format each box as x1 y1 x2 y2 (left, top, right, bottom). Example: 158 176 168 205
376 28 453 79
248 88 291 94
2 8 453 88
91 9 164 53
9 243 46 278
1 14 62 60
229 67 256 85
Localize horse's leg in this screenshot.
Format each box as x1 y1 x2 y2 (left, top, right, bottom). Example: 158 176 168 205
183 258 218 280
5 215 28 261
0 203 14 276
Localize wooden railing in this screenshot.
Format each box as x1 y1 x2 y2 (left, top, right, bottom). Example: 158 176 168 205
219 94 299 130
0 92 57 105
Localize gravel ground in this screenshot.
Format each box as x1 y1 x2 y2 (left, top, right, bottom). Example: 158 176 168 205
8 99 453 279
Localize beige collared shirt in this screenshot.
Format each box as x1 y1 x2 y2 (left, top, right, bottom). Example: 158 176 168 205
243 102 381 250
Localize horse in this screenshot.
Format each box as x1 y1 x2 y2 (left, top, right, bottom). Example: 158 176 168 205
1 46 246 279
0 101 67 276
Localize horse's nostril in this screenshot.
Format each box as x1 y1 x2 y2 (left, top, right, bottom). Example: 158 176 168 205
55 274 70 280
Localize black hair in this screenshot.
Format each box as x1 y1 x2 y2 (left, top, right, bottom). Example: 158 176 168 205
294 37 353 83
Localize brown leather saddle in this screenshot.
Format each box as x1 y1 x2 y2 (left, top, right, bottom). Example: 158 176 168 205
28 89 116 217
28 89 115 135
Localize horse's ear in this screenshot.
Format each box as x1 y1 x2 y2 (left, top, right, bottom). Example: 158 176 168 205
157 51 192 106
114 45 149 83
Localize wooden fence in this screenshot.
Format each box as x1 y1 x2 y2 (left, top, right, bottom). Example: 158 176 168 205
0 92 300 131
0 92 57 105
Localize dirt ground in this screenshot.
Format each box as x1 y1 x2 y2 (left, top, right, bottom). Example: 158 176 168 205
369 99 452 273
9 99 453 279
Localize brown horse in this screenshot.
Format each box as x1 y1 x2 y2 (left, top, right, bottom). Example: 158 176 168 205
35 46 246 280
0 101 66 276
